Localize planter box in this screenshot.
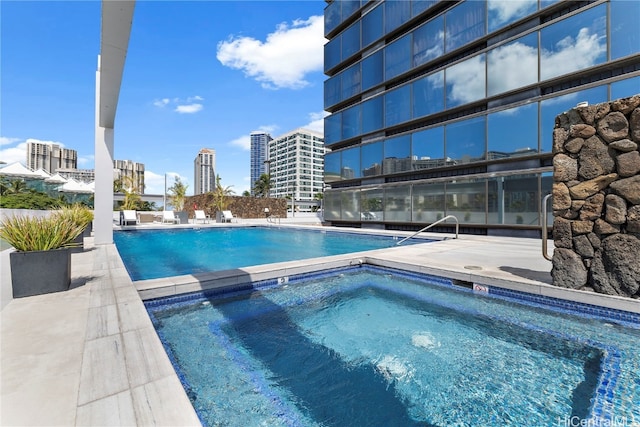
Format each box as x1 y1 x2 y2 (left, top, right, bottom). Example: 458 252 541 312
9 248 71 298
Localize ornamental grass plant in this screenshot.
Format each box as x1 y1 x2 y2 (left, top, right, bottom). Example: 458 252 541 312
53 204 94 231
0 215 85 252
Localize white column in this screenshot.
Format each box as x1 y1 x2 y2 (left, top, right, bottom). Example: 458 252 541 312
94 56 115 245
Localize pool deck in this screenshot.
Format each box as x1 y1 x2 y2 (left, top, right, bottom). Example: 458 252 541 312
2 221 639 426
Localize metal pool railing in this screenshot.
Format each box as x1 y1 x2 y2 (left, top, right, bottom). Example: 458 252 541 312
396 215 459 245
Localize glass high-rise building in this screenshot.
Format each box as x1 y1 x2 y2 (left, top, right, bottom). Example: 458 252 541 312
323 0 640 237
194 148 216 195
250 131 273 195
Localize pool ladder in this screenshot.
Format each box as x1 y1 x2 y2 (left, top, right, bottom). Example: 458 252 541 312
542 194 553 261
396 215 459 245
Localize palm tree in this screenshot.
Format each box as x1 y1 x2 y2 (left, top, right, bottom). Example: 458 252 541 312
167 176 188 211
212 175 235 212
3 179 28 195
253 173 271 198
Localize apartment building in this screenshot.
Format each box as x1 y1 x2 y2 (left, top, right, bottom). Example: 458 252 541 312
26 140 77 174
194 148 216 195
113 159 145 194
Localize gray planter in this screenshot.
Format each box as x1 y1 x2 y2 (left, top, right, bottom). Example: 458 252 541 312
9 248 71 298
176 211 189 224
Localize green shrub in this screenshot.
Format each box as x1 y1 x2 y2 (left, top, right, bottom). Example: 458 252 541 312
0 215 84 251
53 204 94 230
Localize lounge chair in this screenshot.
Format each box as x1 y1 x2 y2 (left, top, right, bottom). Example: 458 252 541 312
221 210 237 223
194 210 210 224
162 210 180 224
122 210 138 225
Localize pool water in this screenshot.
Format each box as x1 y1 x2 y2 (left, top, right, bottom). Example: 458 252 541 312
114 227 424 281
146 267 640 426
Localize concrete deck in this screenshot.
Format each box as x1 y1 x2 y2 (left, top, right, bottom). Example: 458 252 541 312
2 223 639 426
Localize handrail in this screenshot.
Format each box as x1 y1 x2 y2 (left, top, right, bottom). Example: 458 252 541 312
266 215 281 225
542 194 553 261
396 215 459 245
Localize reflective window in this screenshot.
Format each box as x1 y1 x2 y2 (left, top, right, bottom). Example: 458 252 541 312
385 34 412 80
413 15 445 67
324 191 341 220
488 103 538 158
342 22 361 61
542 172 553 227
446 116 486 164
324 75 341 108
324 113 342 145
324 151 342 183
341 146 361 179
384 185 411 222
362 50 383 90
412 0 439 18
361 188 384 221
362 95 384 134
412 182 445 222
324 37 341 71
540 85 607 153
385 0 411 34
540 5 607 81
446 179 486 224
341 0 361 21
383 135 411 174
361 141 383 177
325 1 341 35
488 174 538 225
413 71 444 118
487 33 537 96
540 0 561 9
342 104 362 140
341 189 360 221
412 127 445 169
362 4 383 47
611 0 640 60
488 0 537 33
446 54 486 108
385 84 411 127
611 76 640 100
341 63 361 100
445 1 486 53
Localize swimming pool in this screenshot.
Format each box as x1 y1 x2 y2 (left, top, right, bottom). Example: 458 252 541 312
146 265 640 427
114 226 427 281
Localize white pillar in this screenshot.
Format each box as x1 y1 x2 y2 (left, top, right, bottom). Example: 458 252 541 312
94 56 114 245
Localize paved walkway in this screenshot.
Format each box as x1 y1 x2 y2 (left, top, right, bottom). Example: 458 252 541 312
1 225 638 425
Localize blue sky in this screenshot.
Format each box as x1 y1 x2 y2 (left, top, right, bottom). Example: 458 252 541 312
1 0 327 195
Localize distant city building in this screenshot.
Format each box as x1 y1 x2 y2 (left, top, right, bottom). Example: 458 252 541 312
26 141 77 174
250 131 272 195
113 159 145 193
267 128 327 212
194 148 216 195
57 168 95 183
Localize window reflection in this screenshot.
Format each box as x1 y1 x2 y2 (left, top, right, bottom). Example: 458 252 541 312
488 103 538 158
487 33 537 96
412 182 445 222
341 189 360 221
385 0 411 34
446 116 486 164
611 0 640 60
324 1 341 35
324 113 341 145
361 141 383 177
412 127 445 169
540 85 607 152
341 146 361 179
488 0 537 33
540 5 606 81
446 179 486 224
413 16 444 67
445 1 486 52
362 50 383 91
413 71 444 118
611 77 640 101
384 186 411 222
383 135 411 174
342 104 362 140
324 37 341 72
446 54 486 108
324 152 342 183
385 34 411 80
324 191 340 220
412 0 439 18
487 174 538 225
361 188 383 221
385 85 411 127
341 63 361 100
324 75 341 109
362 4 383 48
342 22 361 61
362 95 384 134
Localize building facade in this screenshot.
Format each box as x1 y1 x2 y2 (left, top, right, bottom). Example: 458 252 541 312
56 168 96 183
26 141 77 174
268 128 328 212
323 0 640 236
250 131 273 195
194 148 216 195
113 159 145 194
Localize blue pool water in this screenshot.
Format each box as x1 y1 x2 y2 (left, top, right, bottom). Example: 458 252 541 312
146 266 640 427
114 227 425 281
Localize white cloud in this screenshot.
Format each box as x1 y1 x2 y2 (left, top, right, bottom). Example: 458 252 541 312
0 137 21 146
229 135 251 150
153 98 170 108
175 103 204 114
0 141 27 164
488 40 538 96
488 0 536 29
78 155 94 167
541 28 606 81
303 111 328 134
446 55 486 105
216 15 325 90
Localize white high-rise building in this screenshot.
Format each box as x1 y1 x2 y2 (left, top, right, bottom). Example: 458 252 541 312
268 128 328 212
26 140 77 174
194 148 216 195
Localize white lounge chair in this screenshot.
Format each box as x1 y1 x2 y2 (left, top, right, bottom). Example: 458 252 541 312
162 210 180 224
194 210 210 224
221 210 236 223
122 210 138 225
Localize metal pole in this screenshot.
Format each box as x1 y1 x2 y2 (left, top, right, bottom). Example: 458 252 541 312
163 173 166 210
